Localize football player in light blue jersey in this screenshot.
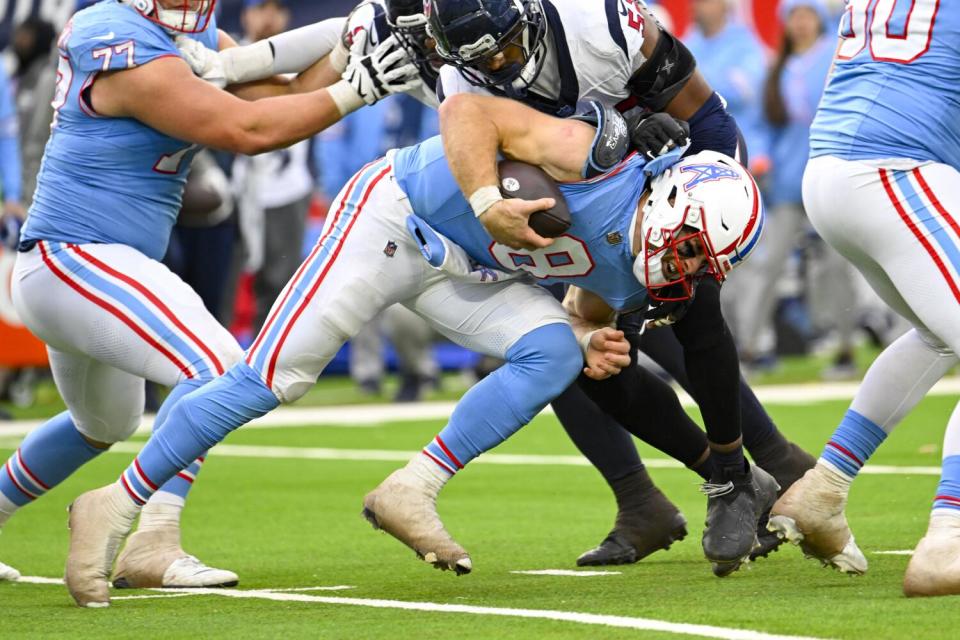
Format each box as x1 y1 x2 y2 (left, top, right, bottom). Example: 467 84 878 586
65 93 764 605
2 0 421 602
770 0 960 597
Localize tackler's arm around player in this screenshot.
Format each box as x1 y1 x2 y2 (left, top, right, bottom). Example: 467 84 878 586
563 286 631 382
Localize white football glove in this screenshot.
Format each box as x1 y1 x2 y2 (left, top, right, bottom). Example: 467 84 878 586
175 36 227 88
342 31 421 105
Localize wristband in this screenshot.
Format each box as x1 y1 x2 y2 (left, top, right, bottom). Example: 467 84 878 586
578 329 599 357
328 79 364 116
469 185 503 218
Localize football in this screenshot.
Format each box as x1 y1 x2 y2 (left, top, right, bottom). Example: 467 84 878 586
497 160 572 237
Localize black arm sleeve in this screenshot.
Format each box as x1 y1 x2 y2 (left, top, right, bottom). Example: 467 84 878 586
670 278 742 446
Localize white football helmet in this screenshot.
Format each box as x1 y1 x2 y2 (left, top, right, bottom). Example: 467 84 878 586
632 150 764 301
122 0 216 34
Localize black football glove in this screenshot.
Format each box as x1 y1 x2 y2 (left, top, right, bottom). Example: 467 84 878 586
625 112 691 161
642 276 704 329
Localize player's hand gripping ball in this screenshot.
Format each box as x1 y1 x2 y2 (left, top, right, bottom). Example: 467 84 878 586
497 160 572 237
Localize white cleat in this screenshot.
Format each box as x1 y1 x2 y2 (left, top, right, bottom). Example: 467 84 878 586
65 484 139 608
362 467 472 575
904 515 960 597
767 463 867 575
0 560 20 582
113 527 238 589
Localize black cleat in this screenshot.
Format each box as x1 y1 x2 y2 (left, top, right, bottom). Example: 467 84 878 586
750 439 816 497
702 464 780 577
577 512 688 567
576 471 688 567
750 510 785 561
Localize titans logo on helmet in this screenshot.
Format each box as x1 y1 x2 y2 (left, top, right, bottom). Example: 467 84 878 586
679 163 741 191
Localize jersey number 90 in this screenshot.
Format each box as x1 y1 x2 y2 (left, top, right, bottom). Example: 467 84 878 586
838 0 938 64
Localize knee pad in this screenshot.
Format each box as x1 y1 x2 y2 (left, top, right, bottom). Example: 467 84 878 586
74 408 142 445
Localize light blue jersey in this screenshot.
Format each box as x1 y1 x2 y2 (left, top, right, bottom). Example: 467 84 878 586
21 1 218 260
394 136 650 312
810 0 960 169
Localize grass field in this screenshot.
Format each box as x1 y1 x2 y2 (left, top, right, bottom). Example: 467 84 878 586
1 387 958 639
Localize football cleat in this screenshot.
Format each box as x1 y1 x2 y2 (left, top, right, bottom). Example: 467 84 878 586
767 463 867 575
113 527 238 589
362 467 472 575
65 484 139 608
576 487 688 567
0 559 20 582
702 463 779 577
750 509 784 561
903 515 960 597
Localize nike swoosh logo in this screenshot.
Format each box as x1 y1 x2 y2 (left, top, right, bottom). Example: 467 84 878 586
90 32 116 41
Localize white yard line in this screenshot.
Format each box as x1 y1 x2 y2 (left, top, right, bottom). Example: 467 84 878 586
510 569 622 577
14 576 831 640
2 377 958 439
872 550 914 556
44 441 935 477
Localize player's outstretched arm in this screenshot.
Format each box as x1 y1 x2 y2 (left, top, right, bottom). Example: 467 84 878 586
562 287 631 381
91 56 352 155
439 93 594 250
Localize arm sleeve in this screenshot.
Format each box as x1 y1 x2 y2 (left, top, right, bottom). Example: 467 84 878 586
269 18 347 75
670 277 742 446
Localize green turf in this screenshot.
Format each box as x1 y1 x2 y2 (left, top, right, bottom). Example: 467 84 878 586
0 395 958 639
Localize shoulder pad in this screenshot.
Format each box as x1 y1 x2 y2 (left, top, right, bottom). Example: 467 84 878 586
573 101 631 179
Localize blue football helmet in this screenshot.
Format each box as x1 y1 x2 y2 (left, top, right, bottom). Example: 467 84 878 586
425 0 548 94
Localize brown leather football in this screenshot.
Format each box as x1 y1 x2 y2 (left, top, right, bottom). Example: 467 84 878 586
497 160 572 237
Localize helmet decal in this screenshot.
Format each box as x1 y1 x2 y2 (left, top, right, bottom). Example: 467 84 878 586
679 163 741 191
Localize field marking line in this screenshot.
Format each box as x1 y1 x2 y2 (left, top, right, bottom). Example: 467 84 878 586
62 441 939 477
872 550 914 556
13 575 833 639
112 593 195 601
510 569 622 577
2 377 958 439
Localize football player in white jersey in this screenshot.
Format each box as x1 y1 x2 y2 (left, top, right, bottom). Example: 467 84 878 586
769 0 960 597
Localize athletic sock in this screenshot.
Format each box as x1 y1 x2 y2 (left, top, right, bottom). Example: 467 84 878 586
932 455 960 519
405 453 451 499
420 323 580 475
138 500 183 532
119 362 280 506
710 444 745 474
0 412 102 514
819 409 887 483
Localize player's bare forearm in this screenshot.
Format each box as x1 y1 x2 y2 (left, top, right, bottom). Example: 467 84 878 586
216 28 341 100
439 93 592 191
93 57 344 155
564 287 631 380
229 56 340 100
563 286 616 338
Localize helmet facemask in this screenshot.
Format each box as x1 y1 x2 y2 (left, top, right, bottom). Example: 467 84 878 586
125 0 216 34
427 0 547 94
633 150 764 302
388 11 443 80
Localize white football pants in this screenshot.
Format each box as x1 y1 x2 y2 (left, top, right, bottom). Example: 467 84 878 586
11 241 243 443
244 158 569 403
804 155 960 454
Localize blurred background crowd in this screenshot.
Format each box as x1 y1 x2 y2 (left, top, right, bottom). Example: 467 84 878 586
0 0 907 416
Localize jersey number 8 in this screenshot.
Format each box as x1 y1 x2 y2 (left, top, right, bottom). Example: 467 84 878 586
838 0 938 64
489 235 595 279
